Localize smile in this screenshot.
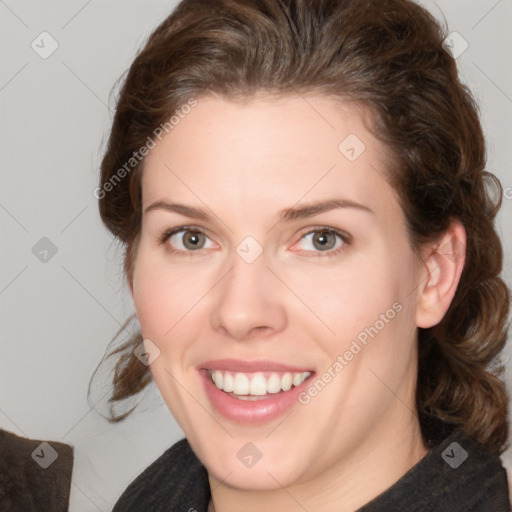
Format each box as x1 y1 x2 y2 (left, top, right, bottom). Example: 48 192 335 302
208 369 311 398
198 360 315 423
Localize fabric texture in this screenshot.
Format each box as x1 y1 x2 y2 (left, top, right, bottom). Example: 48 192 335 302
112 429 511 512
0 429 74 512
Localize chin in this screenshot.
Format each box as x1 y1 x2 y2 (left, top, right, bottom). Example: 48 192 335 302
199 442 309 491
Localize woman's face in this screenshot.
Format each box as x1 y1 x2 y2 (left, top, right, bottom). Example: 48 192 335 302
132 94 427 490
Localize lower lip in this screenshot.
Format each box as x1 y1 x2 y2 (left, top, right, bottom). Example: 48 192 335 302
199 369 313 424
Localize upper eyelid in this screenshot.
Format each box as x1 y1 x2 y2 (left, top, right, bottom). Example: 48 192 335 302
164 225 215 241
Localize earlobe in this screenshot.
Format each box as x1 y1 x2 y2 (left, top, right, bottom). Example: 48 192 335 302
415 220 466 329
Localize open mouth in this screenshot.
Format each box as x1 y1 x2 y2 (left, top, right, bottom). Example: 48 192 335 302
207 369 311 400
199 365 315 423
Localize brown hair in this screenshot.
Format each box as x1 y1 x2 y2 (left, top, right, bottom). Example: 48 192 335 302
92 0 510 453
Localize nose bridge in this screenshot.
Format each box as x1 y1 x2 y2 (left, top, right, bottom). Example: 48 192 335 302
227 254 261 296
210 241 286 340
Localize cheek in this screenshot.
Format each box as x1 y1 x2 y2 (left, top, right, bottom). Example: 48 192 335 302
330 247 419 377
131 244 187 339
131 241 218 352
132 276 171 339
290 249 412 344
333 249 416 366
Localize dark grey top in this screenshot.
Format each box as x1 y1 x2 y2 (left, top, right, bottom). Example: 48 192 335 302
112 430 511 511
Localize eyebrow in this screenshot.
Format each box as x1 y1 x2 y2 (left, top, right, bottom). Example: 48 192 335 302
144 198 374 221
278 198 374 221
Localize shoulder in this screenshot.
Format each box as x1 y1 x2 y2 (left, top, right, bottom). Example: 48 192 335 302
0 429 74 511
112 437 210 512
446 432 511 511
360 430 511 512
426 431 510 511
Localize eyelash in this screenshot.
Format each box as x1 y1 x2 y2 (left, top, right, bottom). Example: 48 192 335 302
159 225 351 258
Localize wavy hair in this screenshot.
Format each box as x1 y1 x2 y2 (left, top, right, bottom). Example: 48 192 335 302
91 0 510 453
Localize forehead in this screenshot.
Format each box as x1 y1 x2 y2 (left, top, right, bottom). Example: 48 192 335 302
141 94 401 225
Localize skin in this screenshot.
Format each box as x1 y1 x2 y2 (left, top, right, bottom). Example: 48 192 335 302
130 94 466 512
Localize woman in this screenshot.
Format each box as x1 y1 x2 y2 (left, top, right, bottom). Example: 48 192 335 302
93 0 511 510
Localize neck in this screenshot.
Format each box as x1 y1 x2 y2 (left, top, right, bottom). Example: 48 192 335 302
207 416 428 512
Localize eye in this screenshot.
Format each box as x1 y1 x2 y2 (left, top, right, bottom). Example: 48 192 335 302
160 226 350 257
161 227 216 253
293 228 349 257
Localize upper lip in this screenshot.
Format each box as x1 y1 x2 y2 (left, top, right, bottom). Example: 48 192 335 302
199 358 314 373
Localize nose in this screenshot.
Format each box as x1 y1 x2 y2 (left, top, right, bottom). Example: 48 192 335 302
210 249 287 342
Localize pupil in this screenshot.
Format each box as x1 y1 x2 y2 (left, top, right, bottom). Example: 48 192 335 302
314 231 335 250
184 231 203 249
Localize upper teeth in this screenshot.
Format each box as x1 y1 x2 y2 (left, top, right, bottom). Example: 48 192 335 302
209 370 311 396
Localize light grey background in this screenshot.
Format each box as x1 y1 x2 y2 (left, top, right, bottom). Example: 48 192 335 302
0 0 511 510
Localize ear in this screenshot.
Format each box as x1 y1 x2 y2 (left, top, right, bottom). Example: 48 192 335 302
415 220 466 329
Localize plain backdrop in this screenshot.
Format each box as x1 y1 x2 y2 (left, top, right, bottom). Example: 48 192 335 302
1 0 511 510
